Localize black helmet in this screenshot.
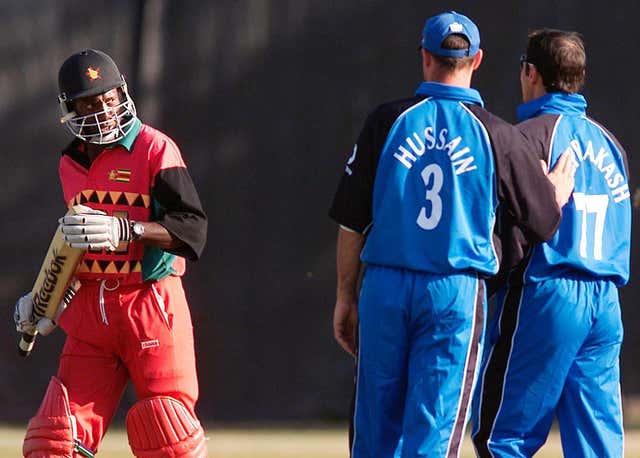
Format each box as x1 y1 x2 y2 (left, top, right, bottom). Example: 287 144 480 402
58 49 137 144
59 49 124 101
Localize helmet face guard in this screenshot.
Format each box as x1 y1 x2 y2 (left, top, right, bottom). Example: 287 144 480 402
59 83 137 144
57 49 138 144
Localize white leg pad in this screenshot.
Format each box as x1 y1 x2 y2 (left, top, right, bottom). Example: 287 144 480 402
126 396 207 457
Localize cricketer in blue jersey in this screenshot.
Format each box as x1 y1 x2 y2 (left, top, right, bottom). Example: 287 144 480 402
471 29 632 458
330 12 576 458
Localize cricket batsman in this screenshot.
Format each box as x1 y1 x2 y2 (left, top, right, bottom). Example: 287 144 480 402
13 49 208 457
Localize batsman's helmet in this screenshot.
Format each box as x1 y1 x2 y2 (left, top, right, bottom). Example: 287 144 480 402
58 49 137 144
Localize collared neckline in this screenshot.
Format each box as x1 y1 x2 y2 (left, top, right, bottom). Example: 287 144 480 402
415 82 484 107
517 92 587 122
116 117 142 151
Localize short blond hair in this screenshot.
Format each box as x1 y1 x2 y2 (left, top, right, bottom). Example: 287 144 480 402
432 34 475 70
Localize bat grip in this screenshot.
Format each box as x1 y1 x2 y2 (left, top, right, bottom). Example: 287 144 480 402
18 329 38 357
17 282 79 358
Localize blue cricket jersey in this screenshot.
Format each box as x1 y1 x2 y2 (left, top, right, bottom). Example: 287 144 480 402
360 82 499 275
519 93 631 285
330 82 562 277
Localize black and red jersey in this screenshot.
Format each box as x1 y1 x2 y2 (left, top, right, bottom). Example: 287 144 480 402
59 120 207 283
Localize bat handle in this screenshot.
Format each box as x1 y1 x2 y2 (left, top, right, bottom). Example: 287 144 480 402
18 330 38 357
17 282 79 358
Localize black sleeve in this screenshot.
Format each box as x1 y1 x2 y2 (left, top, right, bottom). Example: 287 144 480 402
152 167 208 261
329 97 421 232
467 105 561 243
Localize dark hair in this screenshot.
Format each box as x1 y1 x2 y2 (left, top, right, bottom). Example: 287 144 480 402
525 29 586 93
432 34 475 69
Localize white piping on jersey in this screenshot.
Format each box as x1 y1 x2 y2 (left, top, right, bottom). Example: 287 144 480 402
398 96 433 121
378 97 434 156
364 97 435 237
458 102 491 146
547 114 563 169
445 277 481 458
583 116 629 180
521 114 563 282
522 114 564 281
458 102 500 274
584 116 616 150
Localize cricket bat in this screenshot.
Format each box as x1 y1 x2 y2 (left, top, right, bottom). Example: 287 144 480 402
18 206 86 357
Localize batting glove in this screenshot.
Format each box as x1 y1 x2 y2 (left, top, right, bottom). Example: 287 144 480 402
14 282 79 336
59 204 132 251
14 293 58 336
14 292 36 335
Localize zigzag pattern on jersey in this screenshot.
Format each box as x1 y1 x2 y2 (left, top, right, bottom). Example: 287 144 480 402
77 259 143 275
68 189 151 208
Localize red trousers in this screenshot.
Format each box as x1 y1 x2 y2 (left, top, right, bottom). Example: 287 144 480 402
56 275 200 452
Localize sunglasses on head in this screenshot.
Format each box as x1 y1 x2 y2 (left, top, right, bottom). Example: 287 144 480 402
520 54 539 65
519 54 536 75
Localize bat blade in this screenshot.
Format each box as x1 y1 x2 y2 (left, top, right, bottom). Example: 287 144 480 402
18 206 86 357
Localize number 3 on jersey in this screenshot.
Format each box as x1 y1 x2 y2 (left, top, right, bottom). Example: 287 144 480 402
417 163 443 230
573 192 609 260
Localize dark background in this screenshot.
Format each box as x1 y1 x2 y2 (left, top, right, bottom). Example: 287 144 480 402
0 0 638 425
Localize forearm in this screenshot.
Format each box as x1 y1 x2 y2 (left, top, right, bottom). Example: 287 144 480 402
336 226 365 301
136 221 186 251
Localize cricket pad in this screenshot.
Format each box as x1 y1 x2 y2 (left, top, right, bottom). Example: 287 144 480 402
126 396 206 457
23 377 76 458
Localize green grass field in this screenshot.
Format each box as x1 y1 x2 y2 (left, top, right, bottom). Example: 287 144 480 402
3 425 640 457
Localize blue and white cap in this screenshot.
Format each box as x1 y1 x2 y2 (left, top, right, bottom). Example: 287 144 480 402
421 11 480 58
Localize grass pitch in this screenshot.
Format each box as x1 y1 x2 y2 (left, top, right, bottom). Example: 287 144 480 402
2 425 640 457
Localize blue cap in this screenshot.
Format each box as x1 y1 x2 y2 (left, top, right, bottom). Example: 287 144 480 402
421 11 480 58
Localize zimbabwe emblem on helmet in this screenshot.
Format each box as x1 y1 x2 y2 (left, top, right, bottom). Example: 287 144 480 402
85 66 101 80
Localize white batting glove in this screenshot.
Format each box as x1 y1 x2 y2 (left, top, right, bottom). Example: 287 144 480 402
13 292 58 336
14 292 36 334
59 204 132 251
13 282 79 336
